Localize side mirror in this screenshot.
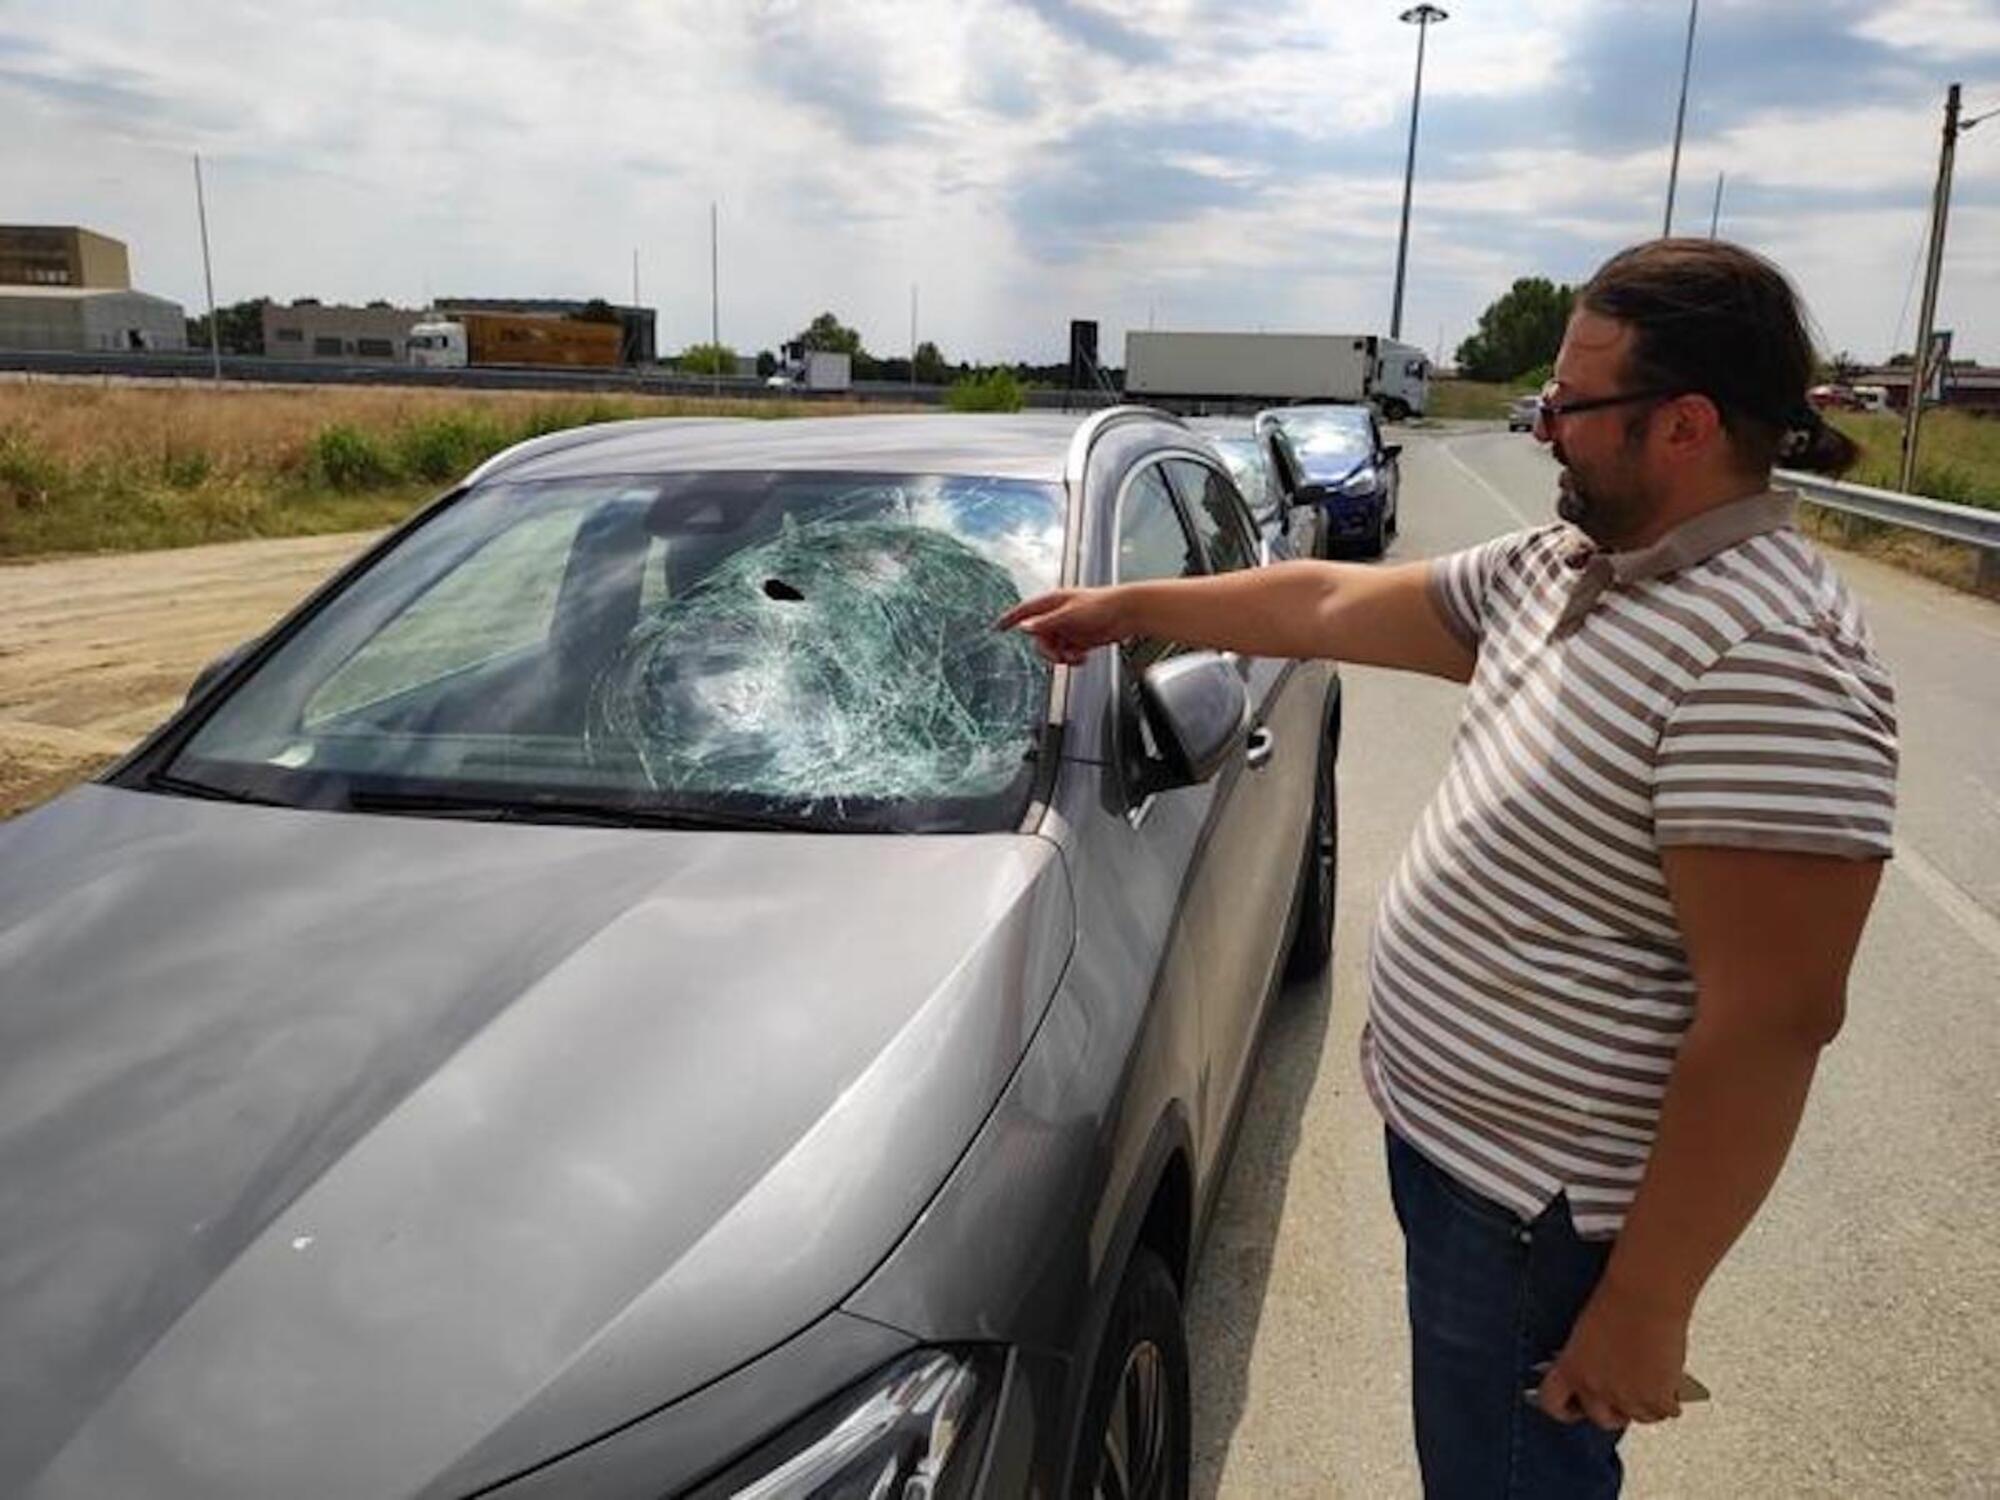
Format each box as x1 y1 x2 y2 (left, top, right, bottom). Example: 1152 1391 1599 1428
1133 652 1249 796
1381 443 1403 461
185 641 253 705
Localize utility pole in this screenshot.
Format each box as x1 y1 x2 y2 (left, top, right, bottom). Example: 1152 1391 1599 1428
1708 171 1725 238
1390 5 1447 340
630 248 641 368
1901 83 1963 494
709 201 720 399
909 283 918 391
193 153 221 383
1664 0 1699 236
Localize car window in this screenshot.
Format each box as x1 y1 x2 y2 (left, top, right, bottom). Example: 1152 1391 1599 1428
1116 461 1201 671
1166 458 1257 574
164 471 1066 833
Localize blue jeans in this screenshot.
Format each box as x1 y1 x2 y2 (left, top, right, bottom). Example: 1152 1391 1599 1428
1386 1128 1624 1499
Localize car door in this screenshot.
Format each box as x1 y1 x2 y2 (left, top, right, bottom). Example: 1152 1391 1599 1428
1161 455 1320 1152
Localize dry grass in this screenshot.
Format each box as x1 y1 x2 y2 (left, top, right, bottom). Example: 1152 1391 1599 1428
1425 378 1518 421
1824 408 2000 509
0 380 893 560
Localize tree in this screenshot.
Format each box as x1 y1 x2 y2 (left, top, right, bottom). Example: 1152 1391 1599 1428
575 298 622 325
755 349 778 378
913 340 948 384
1455 277 1574 383
679 341 737 375
184 296 270 355
946 367 1025 413
794 311 864 356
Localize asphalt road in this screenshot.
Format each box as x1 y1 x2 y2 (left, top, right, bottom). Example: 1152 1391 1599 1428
1187 426 2000 1497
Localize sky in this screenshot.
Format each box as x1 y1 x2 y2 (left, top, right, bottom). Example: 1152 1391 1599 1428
4 0 1998 368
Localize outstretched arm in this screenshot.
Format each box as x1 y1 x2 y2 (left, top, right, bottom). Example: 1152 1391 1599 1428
994 559 1475 680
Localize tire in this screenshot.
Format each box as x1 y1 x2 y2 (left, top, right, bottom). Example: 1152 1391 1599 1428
1284 735 1338 980
1364 505 1390 559
1381 397 1410 422
1070 1249 1191 1500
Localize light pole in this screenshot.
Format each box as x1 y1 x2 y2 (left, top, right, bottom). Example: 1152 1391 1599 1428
192 154 221 383
1663 0 1699 235
1390 4 1446 341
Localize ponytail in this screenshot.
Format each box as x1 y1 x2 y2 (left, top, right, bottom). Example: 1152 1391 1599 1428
1776 404 1861 477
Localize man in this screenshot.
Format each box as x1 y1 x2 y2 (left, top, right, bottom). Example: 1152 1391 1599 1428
997 239 1897 1497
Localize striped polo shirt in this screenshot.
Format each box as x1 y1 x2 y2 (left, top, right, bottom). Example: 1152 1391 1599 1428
1362 488 1898 1238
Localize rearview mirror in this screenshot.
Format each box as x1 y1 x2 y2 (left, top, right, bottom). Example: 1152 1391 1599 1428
1381 443 1403 461
1133 652 1249 797
185 641 253 705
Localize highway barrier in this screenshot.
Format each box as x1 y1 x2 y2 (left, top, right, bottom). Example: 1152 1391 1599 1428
1779 468 2000 590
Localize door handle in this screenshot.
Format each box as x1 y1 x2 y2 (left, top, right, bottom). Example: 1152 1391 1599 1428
1245 727 1275 770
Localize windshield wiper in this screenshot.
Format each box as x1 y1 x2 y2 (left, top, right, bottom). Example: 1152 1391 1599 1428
344 787 829 833
146 770 287 807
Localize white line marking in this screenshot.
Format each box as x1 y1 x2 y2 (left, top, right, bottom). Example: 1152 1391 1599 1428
1439 439 1536 529
1894 842 2000 982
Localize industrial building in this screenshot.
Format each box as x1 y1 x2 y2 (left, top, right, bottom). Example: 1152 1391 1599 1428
0 226 131 289
0 225 186 351
0 286 187 351
260 301 424 360
437 298 655 363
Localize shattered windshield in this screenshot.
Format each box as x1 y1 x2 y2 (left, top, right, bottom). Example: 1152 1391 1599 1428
162 471 1066 831
1284 418 1371 459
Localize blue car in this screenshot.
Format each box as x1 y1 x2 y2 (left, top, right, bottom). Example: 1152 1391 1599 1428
1258 404 1401 559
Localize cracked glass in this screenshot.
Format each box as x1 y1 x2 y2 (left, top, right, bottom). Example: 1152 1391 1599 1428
167 471 1066 831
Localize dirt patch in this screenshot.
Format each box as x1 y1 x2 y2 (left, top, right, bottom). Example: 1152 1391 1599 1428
0 529 378 817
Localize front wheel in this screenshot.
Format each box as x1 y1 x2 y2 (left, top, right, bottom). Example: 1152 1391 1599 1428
1071 1249 1190 1500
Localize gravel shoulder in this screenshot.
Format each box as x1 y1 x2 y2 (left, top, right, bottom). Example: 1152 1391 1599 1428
0 531 377 816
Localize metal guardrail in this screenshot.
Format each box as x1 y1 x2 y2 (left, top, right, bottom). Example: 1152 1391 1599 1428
1777 468 2000 554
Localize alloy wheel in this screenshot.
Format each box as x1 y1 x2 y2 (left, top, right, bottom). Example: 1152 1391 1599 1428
1093 1340 1172 1500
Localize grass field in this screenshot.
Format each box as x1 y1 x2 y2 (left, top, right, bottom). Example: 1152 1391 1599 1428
0 382 890 560
1825 408 2000 510
1425 378 1521 421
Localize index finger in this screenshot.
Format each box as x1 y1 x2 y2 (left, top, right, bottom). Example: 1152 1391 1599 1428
993 593 1063 632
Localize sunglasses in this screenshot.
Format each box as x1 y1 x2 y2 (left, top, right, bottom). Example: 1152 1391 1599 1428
1533 380 1676 434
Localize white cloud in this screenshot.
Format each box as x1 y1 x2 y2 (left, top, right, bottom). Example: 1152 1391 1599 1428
0 1 1994 364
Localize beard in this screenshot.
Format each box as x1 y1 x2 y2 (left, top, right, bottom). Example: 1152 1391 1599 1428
1553 443 1652 547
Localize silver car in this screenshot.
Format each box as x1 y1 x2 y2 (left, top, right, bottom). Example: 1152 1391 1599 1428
1183 416 1327 562
0 410 1341 1499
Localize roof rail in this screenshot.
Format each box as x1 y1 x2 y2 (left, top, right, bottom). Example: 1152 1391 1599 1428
1062 403 1187 488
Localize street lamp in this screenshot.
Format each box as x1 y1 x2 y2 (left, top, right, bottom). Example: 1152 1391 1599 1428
1390 4 1446 341
1663 0 1699 236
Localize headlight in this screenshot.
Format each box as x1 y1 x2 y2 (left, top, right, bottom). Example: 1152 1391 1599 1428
1336 467 1378 497
694 1347 1005 1499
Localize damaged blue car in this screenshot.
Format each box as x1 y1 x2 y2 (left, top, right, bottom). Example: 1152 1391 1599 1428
0 410 1341 1500
1258 404 1401 559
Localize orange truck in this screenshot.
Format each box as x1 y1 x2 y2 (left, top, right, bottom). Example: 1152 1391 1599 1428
408 311 620 369
464 312 619 368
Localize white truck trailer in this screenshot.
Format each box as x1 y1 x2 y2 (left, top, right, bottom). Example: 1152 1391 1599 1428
765 348 852 392
1123 331 1431 418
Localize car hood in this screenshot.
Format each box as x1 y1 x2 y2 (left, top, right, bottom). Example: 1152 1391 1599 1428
0 785 1071 1500
1285 444 1373 493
